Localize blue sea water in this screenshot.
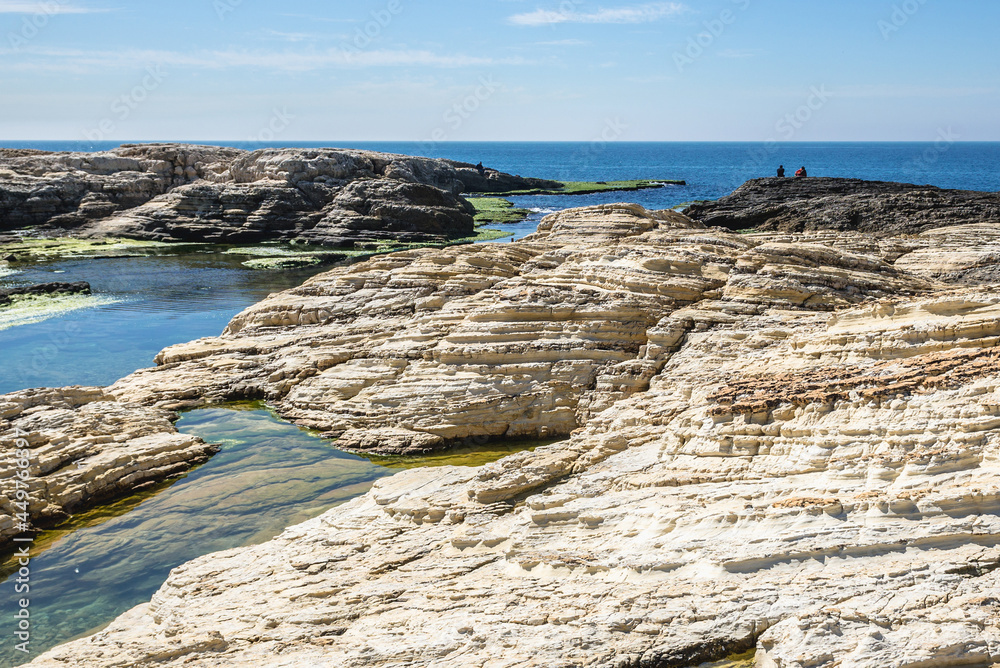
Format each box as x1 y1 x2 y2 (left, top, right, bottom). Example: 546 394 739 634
2 141 998 394
0 141 998 665
7 140 1000 199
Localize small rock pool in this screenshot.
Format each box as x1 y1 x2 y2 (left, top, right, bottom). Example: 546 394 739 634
0 404 540 666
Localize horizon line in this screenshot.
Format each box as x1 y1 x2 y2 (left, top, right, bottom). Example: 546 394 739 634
5 139 1000 145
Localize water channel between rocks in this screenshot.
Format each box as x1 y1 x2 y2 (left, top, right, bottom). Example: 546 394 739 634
0 404 546 666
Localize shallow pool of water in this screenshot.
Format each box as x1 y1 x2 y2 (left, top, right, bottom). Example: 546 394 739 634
0 405 537 666
0 251 328 394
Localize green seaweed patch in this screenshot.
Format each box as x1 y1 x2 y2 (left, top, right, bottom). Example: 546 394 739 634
467 197 532 224
364 437 560 470
0 293 122 331
452 229 513 243
242 256 325 270
489 179 686 197
694 650 756 668
673 199 712 211
0 237 185 262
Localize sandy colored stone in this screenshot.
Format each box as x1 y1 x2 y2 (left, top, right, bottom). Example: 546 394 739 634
0 387 217 548
15 201 1000 667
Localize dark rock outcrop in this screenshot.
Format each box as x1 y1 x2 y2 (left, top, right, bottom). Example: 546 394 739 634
686 177 1000 235
0 144 553 246
441 159 562 193
0 281 91 307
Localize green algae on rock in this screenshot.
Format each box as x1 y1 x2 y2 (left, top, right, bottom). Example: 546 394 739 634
468 197 533 225
0 237 183 262
0 293 122 331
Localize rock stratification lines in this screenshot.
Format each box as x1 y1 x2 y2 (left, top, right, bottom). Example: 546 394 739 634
6 192 1000 667
0 144 560 245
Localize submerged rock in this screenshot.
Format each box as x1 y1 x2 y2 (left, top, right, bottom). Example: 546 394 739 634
0 144 555 247
0 281 91 307
0 387 217 545
10 187 1000 666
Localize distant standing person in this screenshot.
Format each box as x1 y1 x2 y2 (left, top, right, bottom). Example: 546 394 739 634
476 162 486 177
777 165 786 177
795 166 808 177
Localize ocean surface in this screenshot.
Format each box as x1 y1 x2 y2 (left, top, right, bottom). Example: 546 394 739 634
6 141 1000 197
3 141 996 395
1 141 998 665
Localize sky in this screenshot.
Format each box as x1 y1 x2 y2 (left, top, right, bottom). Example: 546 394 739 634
0 0 998 142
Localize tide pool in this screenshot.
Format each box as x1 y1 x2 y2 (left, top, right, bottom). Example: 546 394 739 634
0 405 541 666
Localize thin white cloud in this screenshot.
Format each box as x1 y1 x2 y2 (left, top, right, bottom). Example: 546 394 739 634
0 46 528 72
0 1 107 13
535 39 589 46
509 2 686 26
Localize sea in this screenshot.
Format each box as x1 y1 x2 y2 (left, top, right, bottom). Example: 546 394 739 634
2 141 998 394
7 140 1000 200
1 141 998 665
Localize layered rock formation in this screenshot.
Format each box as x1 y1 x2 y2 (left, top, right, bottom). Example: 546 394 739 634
11 196 1000 667
686 177 1000 236
0 144 558 246
0 387 216 543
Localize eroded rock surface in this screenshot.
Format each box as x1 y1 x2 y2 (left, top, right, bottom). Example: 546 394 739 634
686 177 1000 237
13 200 1000 667
0 387 216 547
0 144 557 245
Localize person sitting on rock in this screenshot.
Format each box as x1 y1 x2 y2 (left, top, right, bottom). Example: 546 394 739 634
795 166 808 177
476 162 486 177
777 165 786 177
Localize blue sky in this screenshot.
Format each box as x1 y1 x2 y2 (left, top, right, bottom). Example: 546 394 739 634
1 0 998 141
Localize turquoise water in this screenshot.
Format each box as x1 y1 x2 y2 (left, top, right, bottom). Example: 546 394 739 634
0 251 328 394
0 405 538 666
1 141 996 665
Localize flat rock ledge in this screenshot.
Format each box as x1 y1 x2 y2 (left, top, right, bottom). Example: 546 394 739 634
6 196 1000 667
686 177 1000 237
0 144 560 246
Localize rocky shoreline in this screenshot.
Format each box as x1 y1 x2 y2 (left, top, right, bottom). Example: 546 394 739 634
685 176 1000 236
4 176 1000 666
0 144 559 247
